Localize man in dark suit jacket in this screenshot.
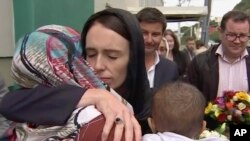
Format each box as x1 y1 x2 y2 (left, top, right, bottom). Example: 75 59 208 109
153 55 178 91
136 7 178 134
186 10 250 103
186 10 250 130
137 7 178 93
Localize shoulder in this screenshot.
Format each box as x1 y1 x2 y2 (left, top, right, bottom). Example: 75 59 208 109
174 51 187 61
0 75 8 96
181 48 188 53
246 46 250 52
193 45 218 63
158 57 178 74
144 132 193 141
199 137 229 141
142 133 162 141
159 56 176 67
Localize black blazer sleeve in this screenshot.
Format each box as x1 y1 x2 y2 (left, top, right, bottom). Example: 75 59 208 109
0 84 86 126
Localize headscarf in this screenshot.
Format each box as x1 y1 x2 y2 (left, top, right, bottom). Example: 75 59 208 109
12 24 105 89
11 24 132 140
81 8 149 116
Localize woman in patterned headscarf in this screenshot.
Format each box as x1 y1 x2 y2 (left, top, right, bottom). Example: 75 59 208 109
0 8 151 141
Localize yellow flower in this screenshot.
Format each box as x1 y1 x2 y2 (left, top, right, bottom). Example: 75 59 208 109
205 102 212 114
212 104 219 111
235 91 250 101
214 109 221 117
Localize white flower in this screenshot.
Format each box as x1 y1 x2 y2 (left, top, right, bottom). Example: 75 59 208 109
199 129 228 140
233 96 238 101
237 102 246 111
234 109 242 116
227 115 232 121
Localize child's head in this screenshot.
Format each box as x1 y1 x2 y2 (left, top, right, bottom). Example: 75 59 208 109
149 81 206 138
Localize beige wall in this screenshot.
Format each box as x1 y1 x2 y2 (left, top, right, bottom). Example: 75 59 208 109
139 0 164 6
94 0 127 12
125 0 139 7
0 0 14 86
0 0 15 57
0 58 13 86
94 0 144 12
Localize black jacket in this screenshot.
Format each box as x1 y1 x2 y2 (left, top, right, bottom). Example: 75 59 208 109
173 51 188 77
153 56 179 93
186 45 250 102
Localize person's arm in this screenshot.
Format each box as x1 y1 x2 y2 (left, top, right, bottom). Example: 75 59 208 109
0 84 86 125
78 88 141 141
0 75 10 137
0 76 8 100
0 85 142 141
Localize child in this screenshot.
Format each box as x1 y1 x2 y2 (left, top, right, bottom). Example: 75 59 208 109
143 81 228 141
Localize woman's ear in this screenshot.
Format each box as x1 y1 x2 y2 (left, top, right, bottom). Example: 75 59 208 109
147 117 156 133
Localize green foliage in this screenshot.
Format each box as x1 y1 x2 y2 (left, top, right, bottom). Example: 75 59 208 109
244 8 250 15
233 0 250 14
180 26 197 44
209 31 219 42
209 20 218 27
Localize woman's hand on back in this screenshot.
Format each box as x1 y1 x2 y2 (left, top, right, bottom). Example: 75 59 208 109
77 88 141 141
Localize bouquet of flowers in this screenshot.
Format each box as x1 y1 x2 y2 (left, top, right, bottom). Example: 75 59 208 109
198 129 228 140
205 91 250 134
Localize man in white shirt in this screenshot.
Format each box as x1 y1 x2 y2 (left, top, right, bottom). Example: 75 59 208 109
136 7 178 92
187 10 250 102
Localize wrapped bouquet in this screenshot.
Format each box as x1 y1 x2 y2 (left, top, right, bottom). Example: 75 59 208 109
205 91 250 134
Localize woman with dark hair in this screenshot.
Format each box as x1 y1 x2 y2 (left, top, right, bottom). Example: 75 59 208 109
81 9 149 116
164 29 188 78
0 8 151 141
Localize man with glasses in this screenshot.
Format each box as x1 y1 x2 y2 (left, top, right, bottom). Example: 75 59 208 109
186 10 250 129
187 10 250 101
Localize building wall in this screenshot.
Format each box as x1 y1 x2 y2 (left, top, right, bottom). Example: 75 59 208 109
0 0 14 86
94 0 127 12
94 0 165 13
13 0 94 42
125 0 140 7
0 58 12 86
139 0 164 6
0 0 94 86
0 0 14 58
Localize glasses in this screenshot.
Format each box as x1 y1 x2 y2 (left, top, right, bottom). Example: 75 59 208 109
225 33 250 42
